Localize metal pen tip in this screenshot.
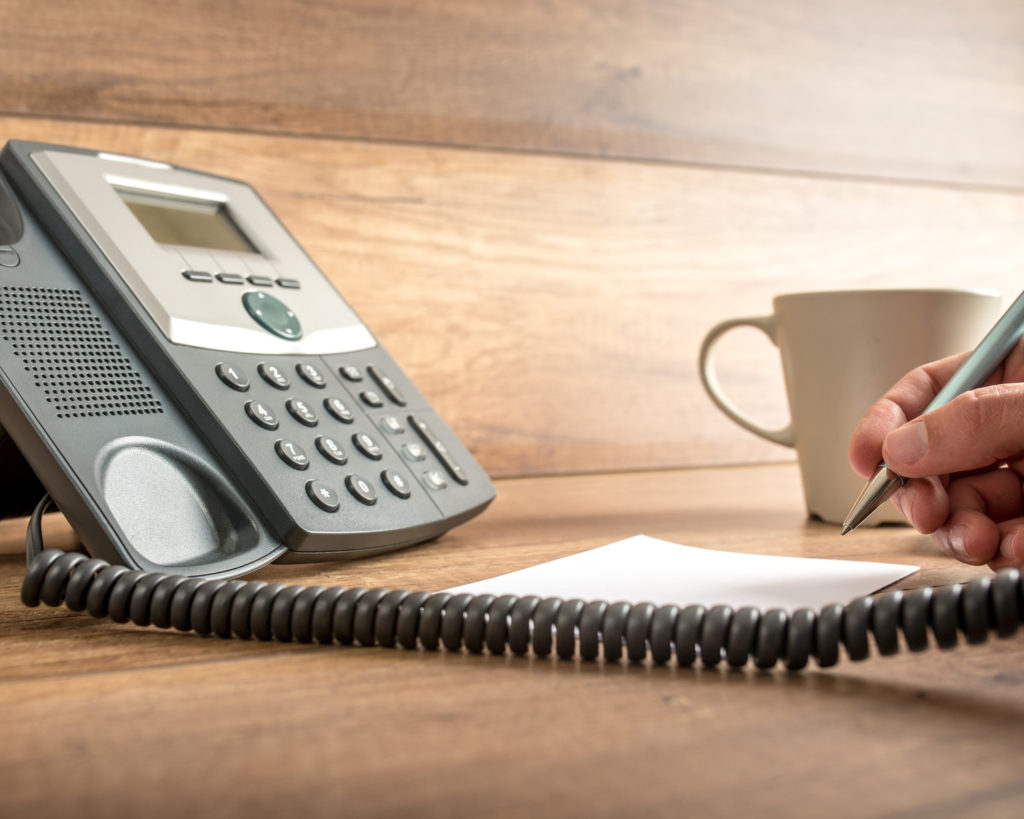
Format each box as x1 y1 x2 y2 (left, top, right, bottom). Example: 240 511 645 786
841 465 904 536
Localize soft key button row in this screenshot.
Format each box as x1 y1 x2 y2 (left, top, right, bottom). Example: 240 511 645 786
215 360 413 513
181 270 301 289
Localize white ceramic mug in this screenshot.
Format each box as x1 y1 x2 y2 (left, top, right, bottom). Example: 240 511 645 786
699 289 1003 525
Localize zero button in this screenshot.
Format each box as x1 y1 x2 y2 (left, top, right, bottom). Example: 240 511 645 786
345 474 378 505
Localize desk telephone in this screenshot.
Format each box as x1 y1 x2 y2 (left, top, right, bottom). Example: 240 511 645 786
5 141 1023 672
0 140 495 576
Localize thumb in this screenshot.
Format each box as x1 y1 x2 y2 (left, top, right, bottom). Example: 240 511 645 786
882 384 1024 478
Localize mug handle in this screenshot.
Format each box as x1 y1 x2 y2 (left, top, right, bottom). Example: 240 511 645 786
698 315 796 447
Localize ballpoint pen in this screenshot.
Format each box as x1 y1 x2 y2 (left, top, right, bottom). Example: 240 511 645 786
841 289 1024 535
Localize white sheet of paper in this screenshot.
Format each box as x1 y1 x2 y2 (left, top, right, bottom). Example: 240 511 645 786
445 535 917 612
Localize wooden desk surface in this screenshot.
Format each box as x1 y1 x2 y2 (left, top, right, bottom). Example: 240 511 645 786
3 463 1022 817
4 4 1024 815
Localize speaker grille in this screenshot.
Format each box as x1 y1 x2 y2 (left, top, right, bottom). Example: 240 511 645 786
0 286 163 418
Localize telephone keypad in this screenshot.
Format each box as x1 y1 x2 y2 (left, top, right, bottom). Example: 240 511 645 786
214 355 477 520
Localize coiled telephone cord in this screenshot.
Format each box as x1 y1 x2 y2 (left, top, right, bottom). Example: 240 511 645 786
20 497 1024 671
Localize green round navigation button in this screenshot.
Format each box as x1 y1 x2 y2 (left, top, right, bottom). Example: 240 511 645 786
242 290 302 340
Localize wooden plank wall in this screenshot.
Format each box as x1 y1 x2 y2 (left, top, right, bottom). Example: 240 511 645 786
2 0 1024 478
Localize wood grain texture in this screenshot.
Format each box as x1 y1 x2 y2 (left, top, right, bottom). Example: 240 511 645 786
3 464 1024 817
5 116 1024 477
2 1 1024 187
4 7 1024 815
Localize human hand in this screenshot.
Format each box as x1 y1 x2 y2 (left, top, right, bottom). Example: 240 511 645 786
848 344 1024 570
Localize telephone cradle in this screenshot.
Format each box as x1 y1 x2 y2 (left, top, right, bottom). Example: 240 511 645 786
4 142 1024 671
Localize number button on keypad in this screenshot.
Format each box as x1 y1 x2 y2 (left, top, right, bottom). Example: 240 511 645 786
316 435 348 465
297 362 327 388
216 363 250 391
258 362 290 390
345 474 378 506
245 400 279 430
275 439 310 470
353 431 383 460
382 469 412 499
324 397 355 423
286 398 319 427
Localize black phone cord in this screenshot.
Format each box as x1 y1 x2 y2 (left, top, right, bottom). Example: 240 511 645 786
19 499 1024 671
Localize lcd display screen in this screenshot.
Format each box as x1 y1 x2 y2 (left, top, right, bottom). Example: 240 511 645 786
116 187 258 253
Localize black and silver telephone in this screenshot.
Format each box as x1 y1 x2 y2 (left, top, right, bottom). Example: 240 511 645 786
0 140 495 578
6 141 1023 673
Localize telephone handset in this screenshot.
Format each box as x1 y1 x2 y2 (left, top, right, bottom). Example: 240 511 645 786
6 142 1024 672
0 140 494 577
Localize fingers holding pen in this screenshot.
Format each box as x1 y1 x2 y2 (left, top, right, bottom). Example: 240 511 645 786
849 398 909 478
934 469 1022 565
846 326 1024 564
879 383 1024 568
848 351 972 478
888 475 949 534
881 384 1024 478
892 466 1024 567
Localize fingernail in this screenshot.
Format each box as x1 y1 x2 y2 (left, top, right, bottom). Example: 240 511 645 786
948 524 969 561
884 422 929 466
1000 533 1022 564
